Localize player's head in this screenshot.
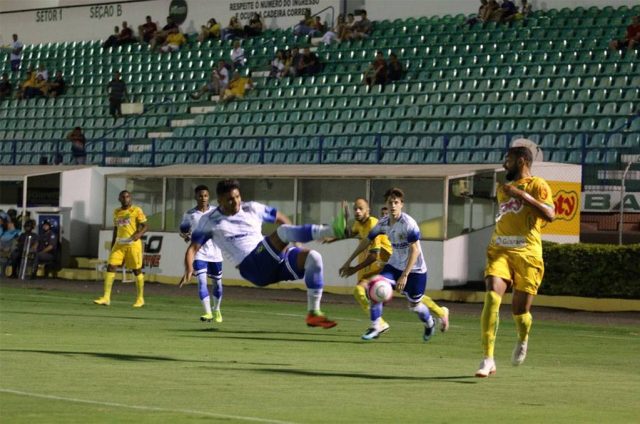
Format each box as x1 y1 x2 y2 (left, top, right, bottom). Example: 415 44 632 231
383 187 404 219
504 146 532 181
353 197 369 222
194 184 210 207
380 206 389 217
216 179 241 215
118 190 132 208
41 220 51 231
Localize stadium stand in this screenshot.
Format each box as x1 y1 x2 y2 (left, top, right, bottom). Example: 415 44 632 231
0 5 638 169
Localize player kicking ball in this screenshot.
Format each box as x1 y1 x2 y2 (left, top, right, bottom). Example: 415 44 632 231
476 145 555 378
181 179 347 328
340 188 435 341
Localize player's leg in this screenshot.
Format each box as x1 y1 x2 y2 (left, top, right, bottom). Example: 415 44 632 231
209 261 223 323
94 247 123 305
194 260 212 321
510 254 543 366
127 243 145 308
421 296 450 332
353 279 370 313
476 275 508 377
403 272 435 342
361 269 395 340
270 201 350 247
291 248 337 328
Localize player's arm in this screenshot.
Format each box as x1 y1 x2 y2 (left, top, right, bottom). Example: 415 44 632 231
178 214 192 242
110 227 117 250
396 241 420 291
502 184 555 222
131 221 148 241
339 237 372 277
274 211 291 226
179 242 201 287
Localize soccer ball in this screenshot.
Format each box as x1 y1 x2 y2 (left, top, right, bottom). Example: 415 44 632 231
367 276 394 304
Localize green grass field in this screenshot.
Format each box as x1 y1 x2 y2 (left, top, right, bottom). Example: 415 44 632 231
1 284 639 423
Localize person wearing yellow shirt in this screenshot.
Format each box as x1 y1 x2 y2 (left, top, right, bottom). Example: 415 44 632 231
475 145 555 378
221 72 253 103
337 198 450 333
94 190 148 308
160 28 186 53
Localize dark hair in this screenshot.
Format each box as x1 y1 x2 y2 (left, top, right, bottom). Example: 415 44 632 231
383 187 405 202
216 179 240 196
508 146 533 167
119 190 130 196
194 184 209 194
354 197 368 205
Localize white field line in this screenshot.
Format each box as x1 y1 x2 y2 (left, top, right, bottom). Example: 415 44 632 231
0 388 298 424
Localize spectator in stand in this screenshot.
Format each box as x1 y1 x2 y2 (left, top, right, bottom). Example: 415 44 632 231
349 10 373 40
244 13 263 37
297 47 322 77
16 66 35 99
230 40 246 69
610 15 640 51
287 47 303 77
68 127 87 164
222 16 244 41
23 74 48 99
516 0 532 19
159 27 186 53
107 71 127 122
48 71 66 98
9 219 38 278
269 50 286 79
0 72 12 100
386 52 404 82
220 72 253 103
466 0 491 26
103 26 121 49
311 16 327 36
484 0 501 22
191 60 230 100
494 0 518 23
9 34 23 72
294 10 317 36
340 13 357 40
198 18 221 43
36 63 48 81
363 50 387 86
322 14 345 45
150 16 179 51
117 21 137 45
138 16 158 43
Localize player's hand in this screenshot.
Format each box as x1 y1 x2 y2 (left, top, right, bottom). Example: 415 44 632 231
178 271 192 288
396 274 408 292
501 184 522 199
339 266 354 278
179 232 191 242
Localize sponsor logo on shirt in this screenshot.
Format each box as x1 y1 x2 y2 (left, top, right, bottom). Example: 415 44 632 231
494 236 526 248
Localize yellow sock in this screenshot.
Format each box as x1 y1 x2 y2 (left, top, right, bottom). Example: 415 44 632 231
513 312 532 342
103 272 115 300
353 284 370 315
422 296 444 319
135 273 144 300
480 291 501 358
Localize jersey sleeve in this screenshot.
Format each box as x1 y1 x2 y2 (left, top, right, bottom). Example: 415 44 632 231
135 206 148 225
367 222 383 241
530 178 555 209
178 211 191 234
247 201 277 223
191 216 212 246
406 218 421 243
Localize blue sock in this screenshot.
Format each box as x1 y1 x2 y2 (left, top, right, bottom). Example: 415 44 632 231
197 272 209 300
212 277 222 310
370 302 383 322
303 250 324 289
412 302 433 325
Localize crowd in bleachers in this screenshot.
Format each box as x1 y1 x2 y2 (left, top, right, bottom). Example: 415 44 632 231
0 4 639 167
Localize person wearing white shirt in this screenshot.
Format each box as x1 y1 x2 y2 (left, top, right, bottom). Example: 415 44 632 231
9 34 23 72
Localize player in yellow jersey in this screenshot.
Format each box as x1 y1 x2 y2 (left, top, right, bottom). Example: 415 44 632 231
94 190 148 308
338 198 450 333
475 146 555 377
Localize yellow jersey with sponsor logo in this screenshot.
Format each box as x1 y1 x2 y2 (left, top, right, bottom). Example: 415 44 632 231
113 205 147 244
490 176 554 256
352 216 392 263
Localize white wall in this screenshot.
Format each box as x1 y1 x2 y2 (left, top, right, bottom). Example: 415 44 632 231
0 0 341 45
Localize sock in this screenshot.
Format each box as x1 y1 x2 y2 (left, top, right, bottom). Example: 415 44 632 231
307 288 322 313
513 312 532 343
303 250 324 290
353 284 370 314
212 277 223 311
481 291 502 358
422 295 444 319
276 224 333 243
370 301 383 322
135 273 144 300
197 272 212 315
410 302 434 327
102 272 115 300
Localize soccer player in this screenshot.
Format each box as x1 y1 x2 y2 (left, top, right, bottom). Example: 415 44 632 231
475 146 555 378
340 188 436 341
179 185 224 323
338 198 449 332
180 179 347 328
94 190 148 307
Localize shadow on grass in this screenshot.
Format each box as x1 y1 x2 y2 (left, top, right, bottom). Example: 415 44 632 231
1 309 175 322
254 368 478 383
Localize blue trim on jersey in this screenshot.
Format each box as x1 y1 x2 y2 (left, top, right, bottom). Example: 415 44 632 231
238 237 301 286
191 228 210 246
379 264 427 302
407 229 420 243
263 205 277 223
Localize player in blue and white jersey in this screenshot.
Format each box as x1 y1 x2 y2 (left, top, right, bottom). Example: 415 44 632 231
340 187 436 341
179 185 224 323
181 179 349 328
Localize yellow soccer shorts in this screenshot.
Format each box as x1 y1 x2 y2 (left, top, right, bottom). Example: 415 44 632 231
357 260 386 283
484 247 545 295
108 241 143 270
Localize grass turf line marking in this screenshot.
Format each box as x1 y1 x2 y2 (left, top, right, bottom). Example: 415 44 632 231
0 388 298 424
